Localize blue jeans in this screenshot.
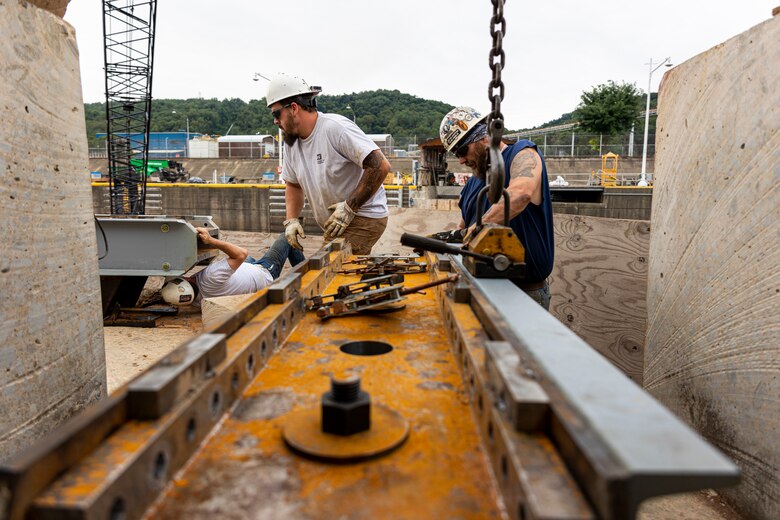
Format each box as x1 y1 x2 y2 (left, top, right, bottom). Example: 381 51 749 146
245 234 306 280
524 282 551 310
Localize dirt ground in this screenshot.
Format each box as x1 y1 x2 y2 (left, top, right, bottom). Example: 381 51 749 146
102 228 742 520
104 230 324 393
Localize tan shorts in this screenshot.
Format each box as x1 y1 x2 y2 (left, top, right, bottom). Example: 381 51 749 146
335 215 388 255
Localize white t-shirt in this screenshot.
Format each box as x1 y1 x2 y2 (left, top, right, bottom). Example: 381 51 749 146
281 113 389 228
194 259 273 301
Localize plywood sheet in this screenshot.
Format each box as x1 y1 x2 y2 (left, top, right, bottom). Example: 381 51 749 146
646 15 780 519
550 215 649 383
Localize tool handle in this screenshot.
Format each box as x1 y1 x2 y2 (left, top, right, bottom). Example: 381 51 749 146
399 274 459 295
400 233 462 255
400 233 494 263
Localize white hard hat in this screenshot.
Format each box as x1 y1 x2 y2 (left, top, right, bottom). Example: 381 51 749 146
265 73 322 107
161 278 195 306
439 106 487 153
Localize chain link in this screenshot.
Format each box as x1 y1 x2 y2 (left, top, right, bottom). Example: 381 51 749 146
486 0 507 205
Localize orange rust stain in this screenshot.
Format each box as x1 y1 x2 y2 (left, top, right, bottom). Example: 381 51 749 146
152 267 503 519
34 421 159 505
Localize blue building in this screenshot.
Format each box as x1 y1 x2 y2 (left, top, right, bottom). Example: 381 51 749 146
95 132 203 158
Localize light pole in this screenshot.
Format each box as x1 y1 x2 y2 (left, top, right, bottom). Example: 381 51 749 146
172 110 189 158
253 72 284 171
345 104 356 122
640 57 672 186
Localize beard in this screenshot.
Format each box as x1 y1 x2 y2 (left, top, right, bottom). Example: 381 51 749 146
282 130 298 147
471 143 489 180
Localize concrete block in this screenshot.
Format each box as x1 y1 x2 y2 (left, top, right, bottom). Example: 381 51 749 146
0 1 106 459
647 14 780 519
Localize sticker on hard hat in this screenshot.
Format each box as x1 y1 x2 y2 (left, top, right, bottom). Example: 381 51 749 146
445 129 461 146
179 295 193 303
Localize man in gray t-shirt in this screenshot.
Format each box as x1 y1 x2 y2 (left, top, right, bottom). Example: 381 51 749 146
265 74 391 255
185 228 304 303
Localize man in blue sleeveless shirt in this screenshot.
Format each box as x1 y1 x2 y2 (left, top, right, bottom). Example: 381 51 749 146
439 107 555 309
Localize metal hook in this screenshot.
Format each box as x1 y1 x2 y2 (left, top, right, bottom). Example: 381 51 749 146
475 186 511 228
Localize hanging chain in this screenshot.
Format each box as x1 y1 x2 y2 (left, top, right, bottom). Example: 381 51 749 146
486 0 507 205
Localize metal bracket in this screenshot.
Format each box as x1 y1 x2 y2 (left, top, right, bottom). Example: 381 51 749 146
307 250 331 270
267 272 302 304
127 334 227 420
484 341 549 432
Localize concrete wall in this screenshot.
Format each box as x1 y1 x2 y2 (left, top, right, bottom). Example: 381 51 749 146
645 15 780 519
93 184 652 228
554 188 653 220
0 1 106 460
92 184 409 233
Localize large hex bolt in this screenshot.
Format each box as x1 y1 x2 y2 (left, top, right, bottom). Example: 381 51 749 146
321 374 371 436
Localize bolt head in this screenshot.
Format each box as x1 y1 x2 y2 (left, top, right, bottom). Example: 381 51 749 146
321 391 371 436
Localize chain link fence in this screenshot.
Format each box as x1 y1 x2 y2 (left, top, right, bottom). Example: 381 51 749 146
510 129 655 158
88 131 658 160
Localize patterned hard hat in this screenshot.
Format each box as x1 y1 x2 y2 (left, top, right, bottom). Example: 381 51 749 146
439 106 487 153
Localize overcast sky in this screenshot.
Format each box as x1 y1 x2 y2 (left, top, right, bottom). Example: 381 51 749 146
64 1 775 129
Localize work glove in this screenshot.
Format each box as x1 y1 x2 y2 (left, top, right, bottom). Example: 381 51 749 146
428 229 465 244
324 201 356 239
283 218 305 251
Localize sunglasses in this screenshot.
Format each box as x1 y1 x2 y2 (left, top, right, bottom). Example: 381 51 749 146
271 103 292 120
454 142 471 158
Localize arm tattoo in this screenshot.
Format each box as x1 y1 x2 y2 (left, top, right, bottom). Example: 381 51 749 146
510 151 538 180
347 150 388 210
362 149 384 170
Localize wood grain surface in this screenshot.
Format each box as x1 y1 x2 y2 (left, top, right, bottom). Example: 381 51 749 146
376 208 651 383
550 215 650 383
646 15 780 520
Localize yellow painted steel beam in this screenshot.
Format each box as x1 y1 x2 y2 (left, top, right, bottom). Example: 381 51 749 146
5 239 730 520
151 267 504 519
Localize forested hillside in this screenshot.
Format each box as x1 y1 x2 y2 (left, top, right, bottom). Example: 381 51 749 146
84 88 658 148
84 90 454 147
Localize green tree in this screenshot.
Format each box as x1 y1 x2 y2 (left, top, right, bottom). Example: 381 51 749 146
573 81 642 134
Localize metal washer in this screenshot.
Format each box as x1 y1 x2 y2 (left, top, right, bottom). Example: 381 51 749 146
283 403 409 461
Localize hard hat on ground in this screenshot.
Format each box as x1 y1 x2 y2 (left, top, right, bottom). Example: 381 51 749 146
439 107 487 153
161 278 195 305
265 73 322 107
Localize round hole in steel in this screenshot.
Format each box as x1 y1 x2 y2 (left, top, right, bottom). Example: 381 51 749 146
110 498 126 520
498 391 507 411
500 454 508 480
247 353 255 374
231 371 239 392
186 418 196 442
519 502 527 520
340 341 393 356
153 451 168 481
210 389 222 418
